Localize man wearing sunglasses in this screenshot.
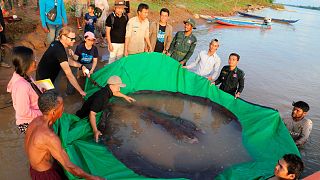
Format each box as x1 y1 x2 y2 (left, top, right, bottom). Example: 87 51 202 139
36 27 88 97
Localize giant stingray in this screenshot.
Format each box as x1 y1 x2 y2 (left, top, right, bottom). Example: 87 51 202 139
98 91 249 179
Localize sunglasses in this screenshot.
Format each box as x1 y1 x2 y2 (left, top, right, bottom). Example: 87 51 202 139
65 35 76 41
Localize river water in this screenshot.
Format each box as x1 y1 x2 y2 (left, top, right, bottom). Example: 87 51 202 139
0 1 319 179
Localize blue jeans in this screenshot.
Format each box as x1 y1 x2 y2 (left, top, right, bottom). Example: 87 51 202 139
46 24 62 45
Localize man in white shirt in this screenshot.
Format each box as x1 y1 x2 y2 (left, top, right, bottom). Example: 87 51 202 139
183 39 221 81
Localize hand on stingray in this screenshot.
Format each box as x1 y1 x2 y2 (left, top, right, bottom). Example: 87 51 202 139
94 130 102 143
124 96 136 103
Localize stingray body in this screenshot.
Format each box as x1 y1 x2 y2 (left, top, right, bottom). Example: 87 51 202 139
140 107 203 144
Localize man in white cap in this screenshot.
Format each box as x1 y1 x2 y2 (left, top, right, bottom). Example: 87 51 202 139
105 0 129 64
76 75 135 142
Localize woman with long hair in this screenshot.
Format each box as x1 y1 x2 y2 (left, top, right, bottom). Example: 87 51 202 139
7 46 42 133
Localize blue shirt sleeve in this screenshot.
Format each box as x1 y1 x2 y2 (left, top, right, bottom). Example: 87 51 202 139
60 0 68 24
93 46 99 58
39 0 47 27
84 13 89 20
75 44 82 58
93 16 97 23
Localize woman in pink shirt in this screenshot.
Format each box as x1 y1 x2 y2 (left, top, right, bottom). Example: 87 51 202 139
7 46 42 133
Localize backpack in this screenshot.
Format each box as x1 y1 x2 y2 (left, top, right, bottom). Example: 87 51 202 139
110 12 128 29
94 7 103 18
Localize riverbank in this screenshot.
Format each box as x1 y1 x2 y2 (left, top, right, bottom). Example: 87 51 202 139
5 0 275 46
0 0 274 94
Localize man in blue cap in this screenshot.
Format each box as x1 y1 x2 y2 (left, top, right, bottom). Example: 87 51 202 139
167 18 197 65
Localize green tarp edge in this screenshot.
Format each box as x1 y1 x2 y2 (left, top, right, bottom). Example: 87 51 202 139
53 52 299 180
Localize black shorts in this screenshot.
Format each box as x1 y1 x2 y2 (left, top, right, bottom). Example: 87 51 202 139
17 123 29 134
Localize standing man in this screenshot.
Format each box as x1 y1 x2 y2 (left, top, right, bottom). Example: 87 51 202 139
213 53 245 99
167 18 197 65
74 0 90 30
94 0 109 47
149 8 172 53
283 101 312 147
36 27 88 96
183 39 221 81
124 0 130 14
76 76 135 142
25 90 104 180
124 3 152 56
39 0 68 45
105 0 128 64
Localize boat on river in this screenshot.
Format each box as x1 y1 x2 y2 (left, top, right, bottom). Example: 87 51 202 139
199 15 271 28
238 11 299 23
214 17 271 28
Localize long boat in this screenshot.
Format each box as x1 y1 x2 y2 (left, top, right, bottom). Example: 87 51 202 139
199 14 215 22
238 11 299 23
214 17 271 28
199 14 271 28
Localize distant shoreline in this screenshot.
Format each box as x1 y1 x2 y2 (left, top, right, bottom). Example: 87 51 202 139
275 3 320 11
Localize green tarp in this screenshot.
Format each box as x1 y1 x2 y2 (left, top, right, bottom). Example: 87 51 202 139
54 52 299 179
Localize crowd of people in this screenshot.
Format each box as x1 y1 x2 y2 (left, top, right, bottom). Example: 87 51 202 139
0 0 316 179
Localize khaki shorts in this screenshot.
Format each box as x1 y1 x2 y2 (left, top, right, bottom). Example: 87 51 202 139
75 3 87 18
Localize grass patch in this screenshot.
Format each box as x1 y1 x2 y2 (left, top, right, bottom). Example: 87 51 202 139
111 0 273 14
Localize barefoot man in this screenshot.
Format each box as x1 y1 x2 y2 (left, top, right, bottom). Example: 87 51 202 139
25 90 104 180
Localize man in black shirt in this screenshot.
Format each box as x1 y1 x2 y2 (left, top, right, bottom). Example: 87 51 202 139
76 75 135 142
149 8 173 53
213 53 245 99
105 0 128 64
36 27 89 96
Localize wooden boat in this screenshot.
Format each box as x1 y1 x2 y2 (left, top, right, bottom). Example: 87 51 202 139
214 17 271 28
303 171 320 180
199 14 215 22
238 11 299 23
199 14 271 28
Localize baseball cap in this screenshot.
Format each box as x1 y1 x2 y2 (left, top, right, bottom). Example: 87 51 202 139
183 18 197 29
84 31 96 40
107 76 126 87
114 0 126 7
